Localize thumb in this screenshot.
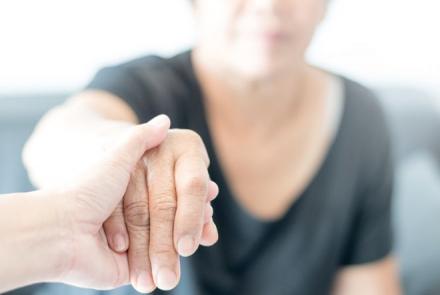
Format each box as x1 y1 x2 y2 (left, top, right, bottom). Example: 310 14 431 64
106 114 170 174
76 114 170 218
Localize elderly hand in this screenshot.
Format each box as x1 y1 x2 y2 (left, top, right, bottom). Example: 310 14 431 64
102 128 219 293
54 115 172 290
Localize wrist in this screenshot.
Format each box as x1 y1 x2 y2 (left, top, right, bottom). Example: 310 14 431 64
16 190 75 284
0 190 74 291
41 189 76 283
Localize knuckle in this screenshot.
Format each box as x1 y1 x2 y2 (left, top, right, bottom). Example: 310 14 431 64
170 129 202 145
104 211 125 226
182 175 207 197
144 147 173 168
182 129 201 140
151 197 177 220
145 145 161 159
159 129 211 165
108 209 124 219
151 244 176 258
131 242 149 256
184 130 205 148
126 220 151 236
124 200 150 228
181 131 209 165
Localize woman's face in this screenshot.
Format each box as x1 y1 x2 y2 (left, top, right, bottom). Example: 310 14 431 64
193 0 326 79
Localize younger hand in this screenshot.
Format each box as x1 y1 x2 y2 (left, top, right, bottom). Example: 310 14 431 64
57 115 170 290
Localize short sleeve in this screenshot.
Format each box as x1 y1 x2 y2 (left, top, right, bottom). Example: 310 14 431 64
86 63 158 123
84 54 192 126
341 93 394 266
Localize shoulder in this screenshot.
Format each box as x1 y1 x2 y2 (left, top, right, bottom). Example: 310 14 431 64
339 76 390 145
334 76 393 184
342 77 386 125
330 78 394 266
86 51 196 124
102 51 194 94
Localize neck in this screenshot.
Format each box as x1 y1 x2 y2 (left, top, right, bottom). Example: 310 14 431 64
192 49 317 136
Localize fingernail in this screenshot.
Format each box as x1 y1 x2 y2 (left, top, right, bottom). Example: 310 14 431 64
113 234 127 252
156 268 177 291
178 235 196 257
148 114 169 129
136 271 155 293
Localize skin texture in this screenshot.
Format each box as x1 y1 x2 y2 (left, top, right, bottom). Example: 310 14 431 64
23 0 402 293
23 93 219 292
1 115 208 293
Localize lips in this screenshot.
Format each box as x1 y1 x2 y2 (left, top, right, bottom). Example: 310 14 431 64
260 31 288 42
236 20 291 45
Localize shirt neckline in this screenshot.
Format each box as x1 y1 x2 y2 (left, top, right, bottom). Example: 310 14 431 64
179 50 349 226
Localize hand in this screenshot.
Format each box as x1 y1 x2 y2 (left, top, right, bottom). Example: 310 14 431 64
56 115 170 290
102 129 219 292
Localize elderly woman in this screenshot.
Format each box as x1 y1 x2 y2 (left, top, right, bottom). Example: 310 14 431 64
23 0 401 294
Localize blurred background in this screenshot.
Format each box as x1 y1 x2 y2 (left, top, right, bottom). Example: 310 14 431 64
1 0 440 294
0 0 439 94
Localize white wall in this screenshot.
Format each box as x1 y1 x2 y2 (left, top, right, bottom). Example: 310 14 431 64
0 0 194 93
0 0 439 96
309 0 440 96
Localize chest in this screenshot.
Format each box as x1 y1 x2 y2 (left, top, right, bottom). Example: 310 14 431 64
209 114 331 221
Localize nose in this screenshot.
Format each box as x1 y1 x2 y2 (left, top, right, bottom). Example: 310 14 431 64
250 0 284 16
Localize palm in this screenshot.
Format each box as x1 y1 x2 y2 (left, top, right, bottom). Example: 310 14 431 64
64 226 130 290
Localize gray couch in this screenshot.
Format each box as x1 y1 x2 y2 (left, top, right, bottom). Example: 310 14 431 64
0 94 68 194
1 88 439 295
380 88 440 295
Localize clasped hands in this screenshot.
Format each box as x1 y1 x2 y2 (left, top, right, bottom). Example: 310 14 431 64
54 115 219 293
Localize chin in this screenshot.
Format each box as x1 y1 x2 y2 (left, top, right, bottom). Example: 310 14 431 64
231 52 293 81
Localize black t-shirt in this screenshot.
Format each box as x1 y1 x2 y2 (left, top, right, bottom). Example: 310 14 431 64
85 51 393 295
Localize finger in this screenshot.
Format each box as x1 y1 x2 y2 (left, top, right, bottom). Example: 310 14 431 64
204 203 214 224
110 114 170 173
174 154 210 257
207 181 219 202
79 114 170 218
146 152 180 291
103 201 129 252
124 164 156 294
200 220 219 247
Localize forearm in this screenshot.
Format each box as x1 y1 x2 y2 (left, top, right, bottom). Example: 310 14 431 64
332 257 402 295
0 190 70 293
22 99 134 189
